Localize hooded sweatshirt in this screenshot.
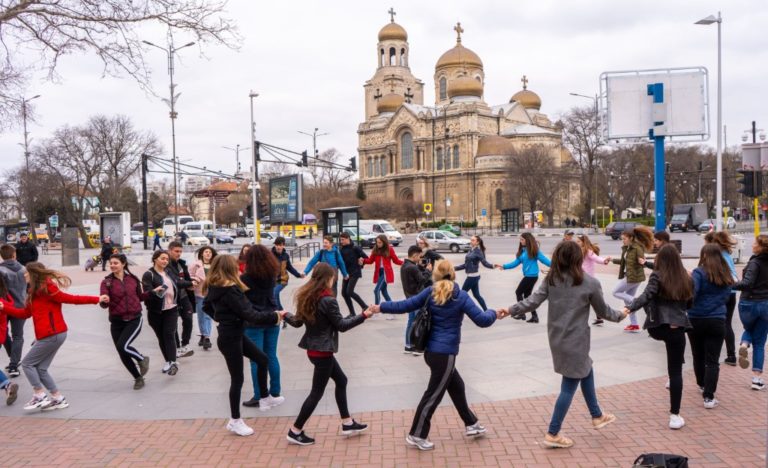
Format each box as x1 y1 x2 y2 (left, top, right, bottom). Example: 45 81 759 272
0 260 26 307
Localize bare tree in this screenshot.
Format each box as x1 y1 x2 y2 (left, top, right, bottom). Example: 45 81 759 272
559 105 605 221
311 148 356 192
509 145 560 227
0 0 241 129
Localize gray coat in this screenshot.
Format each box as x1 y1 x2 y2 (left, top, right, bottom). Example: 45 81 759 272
0 260 26 307
510 273 623 379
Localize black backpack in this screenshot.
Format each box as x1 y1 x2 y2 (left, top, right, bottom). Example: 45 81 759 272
632 453 688 468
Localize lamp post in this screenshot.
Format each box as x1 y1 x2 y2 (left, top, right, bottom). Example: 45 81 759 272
570 92 599 231
249 91 260 244
143 38 195 236
696 12 723 230
20 94 41 225
222 144 250 174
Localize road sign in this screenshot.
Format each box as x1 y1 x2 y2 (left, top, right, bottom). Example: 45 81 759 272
481 208 487 217
49 215 59 228
423 203 432 214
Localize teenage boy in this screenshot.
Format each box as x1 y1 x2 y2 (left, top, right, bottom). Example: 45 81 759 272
167 241 198 358
0 244 27 377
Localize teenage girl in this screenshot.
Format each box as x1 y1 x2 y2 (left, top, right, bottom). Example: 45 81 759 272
576 234 611 325
704 231 738 366
611 226 654 332
625 244 693 430
142 250 181 376
363 235 403 316
237 244 251 274
496 232 551 323
189 246 217 351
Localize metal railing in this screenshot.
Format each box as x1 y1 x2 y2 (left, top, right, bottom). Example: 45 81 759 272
288 242 320 264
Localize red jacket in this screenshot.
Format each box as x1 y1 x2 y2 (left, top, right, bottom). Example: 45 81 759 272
100 273 148 321
4 279 100 340
0 294 10 345
364 246 403 284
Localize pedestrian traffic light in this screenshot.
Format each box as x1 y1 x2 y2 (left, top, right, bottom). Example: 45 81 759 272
737 169 757 198
349 157 356 172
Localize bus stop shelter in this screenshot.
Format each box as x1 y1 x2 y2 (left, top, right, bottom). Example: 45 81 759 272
318 206 361 244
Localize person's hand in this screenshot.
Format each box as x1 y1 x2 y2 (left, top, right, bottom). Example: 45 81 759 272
279 310 289 319
494 264 503 270
622 307 630 319
300 273 306 278
637 257 646 265
363 305 380 318
604 257 611 265
153 285 165 292
358 258 364 265
344 276 349 280
496 308 509 319
0 301 4 310
99 294 110 303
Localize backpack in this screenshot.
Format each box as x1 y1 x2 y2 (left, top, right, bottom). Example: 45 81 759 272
632 453 689 468
408 294 432 352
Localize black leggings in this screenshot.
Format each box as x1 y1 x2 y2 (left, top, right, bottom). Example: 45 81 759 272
725 293 736 359
687 318 725 400
515 276 539 317
410 352 477 439
294 356 349 430
341 276 367 315
148 308 178 363
648 325 686 415
110 316 145 379
217 326 269 419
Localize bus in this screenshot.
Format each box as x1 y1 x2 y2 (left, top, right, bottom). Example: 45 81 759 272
270 214 318 238
161 216 194 239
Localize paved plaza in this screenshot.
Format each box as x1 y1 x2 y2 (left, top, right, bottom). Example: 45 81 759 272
0 240 765 466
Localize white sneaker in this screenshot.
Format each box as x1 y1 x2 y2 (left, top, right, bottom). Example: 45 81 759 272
406 434 434 451
162 362 171 373
669 414 685 430
23 394 50 410
752 378 766 391
703 398 719 409
177 346 194 358
258 397 273 412
41 396 69 411
226 418 254 436
264 395 285 407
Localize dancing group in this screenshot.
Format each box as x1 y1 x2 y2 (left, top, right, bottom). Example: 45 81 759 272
0 227 766 452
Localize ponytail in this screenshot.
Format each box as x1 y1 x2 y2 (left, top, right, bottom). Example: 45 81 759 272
431 260 455 305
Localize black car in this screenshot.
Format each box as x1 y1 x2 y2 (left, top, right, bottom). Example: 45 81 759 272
604 221 640 240
235 227 248 238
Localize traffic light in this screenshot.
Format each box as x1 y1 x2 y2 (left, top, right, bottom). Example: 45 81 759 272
300 150 308 167
349 156 356 172
257 201 269 219
737 169 757 198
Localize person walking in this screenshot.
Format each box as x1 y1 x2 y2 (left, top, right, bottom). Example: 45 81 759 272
731 235 768 391
240 244 287 410
14 232 38 266
203 255 284 437
272 237 304 311
687 244 734 408
189 246 217 351
142 250 181 376
507 241 626 448
0 262 107 411
0 276 20 405
624 244 693 429
371 260 500 451
575 234 611 325
100 253 157 390
338 232 368 317
704 231 739 366
167 241 197 358
363 235 403 319
415 237 443 279
100 236 115 272
454 236 495 313
0 244 27 378
496 232 551 323
304 236 349 298
611 226 654 332
153 231 162 251
400 245 432 354
283 263 373 446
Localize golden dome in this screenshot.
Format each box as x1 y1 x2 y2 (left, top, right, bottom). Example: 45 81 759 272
378 22 408 42
436 43 483 70
476 135 515 157
447 76 483 98
510 89 542 110
377 92 404 114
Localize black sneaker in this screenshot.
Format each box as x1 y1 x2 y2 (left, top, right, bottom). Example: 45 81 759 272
7 366 20 378
242 397 260 407
514 314 525 321
724 356 737 366
203 337 212 351
526 315 539 324
404 346 414 354
198 336 205 347
287 429 315 446
341 420 368 436
592 318 604 326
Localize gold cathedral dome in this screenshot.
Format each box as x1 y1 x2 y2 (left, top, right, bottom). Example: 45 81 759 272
447 75 483 98
436 23 483 71
378 21 408 42
377 92 404 114
510 75 542 110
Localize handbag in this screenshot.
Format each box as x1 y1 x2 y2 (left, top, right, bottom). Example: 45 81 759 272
632 453 689 468
408 294 432 352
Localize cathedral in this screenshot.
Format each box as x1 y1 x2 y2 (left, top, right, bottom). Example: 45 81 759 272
357 11 581 226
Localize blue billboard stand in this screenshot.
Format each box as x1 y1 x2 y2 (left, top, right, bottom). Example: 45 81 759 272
647 83 666 233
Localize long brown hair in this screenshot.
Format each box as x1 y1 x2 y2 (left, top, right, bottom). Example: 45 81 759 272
517 232 539 258
698 244 736 287
653 245 693 301
623 226 654 251
373 234 391 257
26 262 71 301
202 255 248 295
238 244 251 263
578 234 600 256
545 241 584 286
704 231 736 254
756 235 768 254
294 262 336 324
431 260 455 305
244 244 279 280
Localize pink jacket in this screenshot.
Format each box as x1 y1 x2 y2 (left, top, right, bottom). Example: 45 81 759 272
188 260 209 298
582 250 608 277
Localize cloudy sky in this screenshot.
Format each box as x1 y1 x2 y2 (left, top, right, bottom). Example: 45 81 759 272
1 0 767 180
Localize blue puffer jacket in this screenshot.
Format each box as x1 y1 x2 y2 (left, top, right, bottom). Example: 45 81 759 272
380 283 496 354
454 247 494 274
688 267 731 319
502 249 551 277
304 246 349 277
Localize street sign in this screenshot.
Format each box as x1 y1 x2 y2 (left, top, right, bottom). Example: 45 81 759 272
423 203 432 214
49 215 59 228
481 208 487 217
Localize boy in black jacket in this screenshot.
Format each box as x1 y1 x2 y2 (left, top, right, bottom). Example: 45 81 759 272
401 246 432 354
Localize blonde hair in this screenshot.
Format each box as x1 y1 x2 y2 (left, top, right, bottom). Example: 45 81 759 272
431 260 455 305
202 255 248 295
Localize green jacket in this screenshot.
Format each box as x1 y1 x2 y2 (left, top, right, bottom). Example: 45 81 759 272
612 242 646 284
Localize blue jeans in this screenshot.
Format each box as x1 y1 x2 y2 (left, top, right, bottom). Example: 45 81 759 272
738 299 768 372
274 283 287 310
195 297 212 338
244 326 281 397
374 268 391 304
405 311 417 347
0 369 9 389
548 368 602 435
461 276 488 310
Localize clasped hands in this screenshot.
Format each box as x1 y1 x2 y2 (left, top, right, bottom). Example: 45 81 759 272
363 304 382 318
495 307 511 319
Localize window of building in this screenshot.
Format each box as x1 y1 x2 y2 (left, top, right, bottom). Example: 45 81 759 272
436 147 443 171
453 144 460 168
445 145 451 170
495 188 503 210
439 77 447 100
400 48 407 66
374 157 380 177
401 132 413 169
380 49 385 67
380 157 387 176
389 47 396 66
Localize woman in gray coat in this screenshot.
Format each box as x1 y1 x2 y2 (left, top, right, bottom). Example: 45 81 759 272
507 241 627 449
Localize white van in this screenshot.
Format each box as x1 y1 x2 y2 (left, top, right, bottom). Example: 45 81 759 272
162 215 194 238
359 219 403 246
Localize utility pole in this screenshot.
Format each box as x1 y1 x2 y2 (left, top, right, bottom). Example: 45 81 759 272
141 154 149 250
250 91 260 244
20 94 40 238
223 144 250 174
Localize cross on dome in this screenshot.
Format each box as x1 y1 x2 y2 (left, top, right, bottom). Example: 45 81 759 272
521 75 529 90
454 22 464 43
388 7 396 22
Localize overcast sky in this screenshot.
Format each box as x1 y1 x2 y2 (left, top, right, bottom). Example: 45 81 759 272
1 0 767 180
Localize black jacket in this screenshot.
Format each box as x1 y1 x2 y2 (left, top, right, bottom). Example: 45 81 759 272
340 242 368 278
285 295 365 352
14 240 38 266
100 241 114 259
627 272 692 330
401 259 432 298
733 253 768 300
167 258 194 311
421 248 443 268
240 273 278 328
203 285 280 330
141 267 180 314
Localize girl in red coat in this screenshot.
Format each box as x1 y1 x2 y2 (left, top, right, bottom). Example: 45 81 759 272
364 235 403 315
0 262 107 411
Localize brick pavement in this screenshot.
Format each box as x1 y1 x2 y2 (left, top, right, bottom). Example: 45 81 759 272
1 368 764 467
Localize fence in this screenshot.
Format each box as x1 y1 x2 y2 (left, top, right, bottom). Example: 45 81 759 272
288 242 320 264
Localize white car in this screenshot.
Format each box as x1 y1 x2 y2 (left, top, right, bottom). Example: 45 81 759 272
417 230 471 253
130 231 143 243
184 229 210 247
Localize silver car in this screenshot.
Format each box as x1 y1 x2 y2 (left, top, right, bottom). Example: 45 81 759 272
417 230 471 253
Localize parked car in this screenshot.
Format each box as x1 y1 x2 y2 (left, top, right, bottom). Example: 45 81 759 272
343 227 376 248
235 227 248 238
417 230 471 253
216 228 237 237
698 217 737 232
604 221 640 240
130 231 144 243
438 224 461 236
214 233 234 244
259 231 279 246
183 228 210 247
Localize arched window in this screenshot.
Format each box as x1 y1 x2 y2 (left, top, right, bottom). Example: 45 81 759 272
380 48 385 67
367 157 373 177
374 157 380 177
453 144 460 168
380 157 387 176
445 145 452 170
495 188 503 210
400 48 407 66
389 47 396 66
401 132 413 169
439 77 447 100
436 147 443 171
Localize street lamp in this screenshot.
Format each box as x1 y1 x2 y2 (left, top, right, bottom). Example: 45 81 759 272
19 94 41 227
222 144 250 174
695 12 723 231
143 38 195 235
249 91 260 244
